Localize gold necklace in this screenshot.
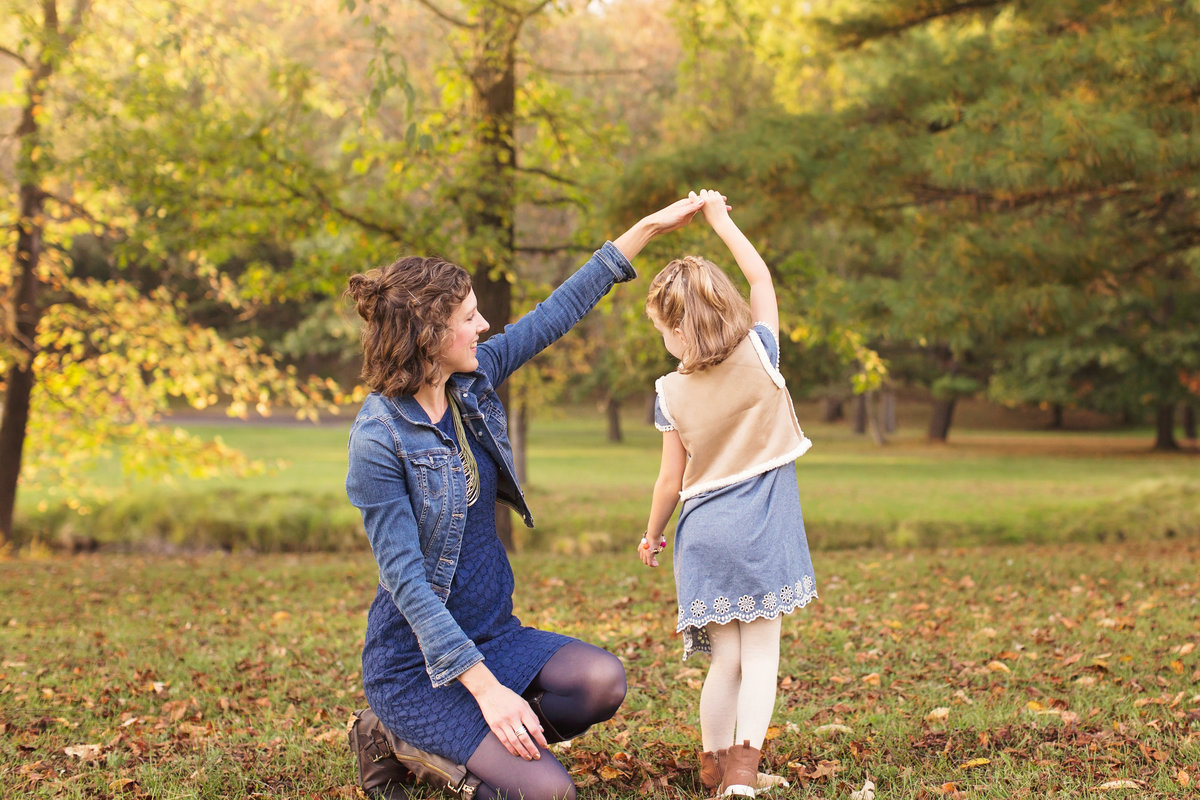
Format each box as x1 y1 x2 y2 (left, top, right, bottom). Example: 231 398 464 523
447 389 480 507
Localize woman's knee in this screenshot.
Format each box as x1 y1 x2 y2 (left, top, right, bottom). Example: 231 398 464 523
590 652 627 716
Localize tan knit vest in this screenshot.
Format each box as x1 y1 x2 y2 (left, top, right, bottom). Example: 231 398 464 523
656 329 812 501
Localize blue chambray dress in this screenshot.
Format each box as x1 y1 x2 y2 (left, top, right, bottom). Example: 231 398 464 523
361 409 570 763
656 325 819 659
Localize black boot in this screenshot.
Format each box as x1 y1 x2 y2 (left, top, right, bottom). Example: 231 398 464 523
525 691 570 743
348 708 483 799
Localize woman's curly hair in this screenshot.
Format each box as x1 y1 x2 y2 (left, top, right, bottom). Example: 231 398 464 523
345 256 473 396
645 255 751 373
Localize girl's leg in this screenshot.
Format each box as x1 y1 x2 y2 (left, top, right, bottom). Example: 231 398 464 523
524 640 627 741
733 616 782 749
465 735 575 800
700 620 741 752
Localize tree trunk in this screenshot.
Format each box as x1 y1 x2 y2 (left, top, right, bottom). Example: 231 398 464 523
1050 404 1065 429
928 399 957 442
820 396 843 423
866 391 887 446
1183 405 1197 440
0 4 62 542
466 4 519 550
644 393 656 425
0 187 47 543
605 396 622 443
509 401 527 486
883 389 896 434
1153 403 1179 451
851 393 867 434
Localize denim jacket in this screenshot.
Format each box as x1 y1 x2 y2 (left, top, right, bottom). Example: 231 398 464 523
346 242 636 687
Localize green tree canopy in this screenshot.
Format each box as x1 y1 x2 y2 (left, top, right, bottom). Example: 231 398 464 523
645 0 1200 446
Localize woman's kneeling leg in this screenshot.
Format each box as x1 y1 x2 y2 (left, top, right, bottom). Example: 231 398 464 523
525 640 626 741
466 734 575 800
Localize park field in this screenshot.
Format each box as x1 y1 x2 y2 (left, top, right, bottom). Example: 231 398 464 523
0 539 1196 798
2 402 1197 797
13 399 1200 554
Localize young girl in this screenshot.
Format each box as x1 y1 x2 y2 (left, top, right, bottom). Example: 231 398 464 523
638 189 818 798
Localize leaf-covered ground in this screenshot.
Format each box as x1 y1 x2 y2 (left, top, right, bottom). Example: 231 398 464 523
1 539 1196 798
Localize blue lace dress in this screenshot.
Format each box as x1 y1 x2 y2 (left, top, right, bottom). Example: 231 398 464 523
656 325 819 659
361 408 571 763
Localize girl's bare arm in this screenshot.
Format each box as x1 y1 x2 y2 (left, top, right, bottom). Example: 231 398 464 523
698 188 778 336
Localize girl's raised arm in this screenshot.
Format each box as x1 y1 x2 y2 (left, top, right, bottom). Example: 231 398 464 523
697 189 778 337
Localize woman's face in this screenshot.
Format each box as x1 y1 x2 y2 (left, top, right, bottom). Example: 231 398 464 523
438 289 490 375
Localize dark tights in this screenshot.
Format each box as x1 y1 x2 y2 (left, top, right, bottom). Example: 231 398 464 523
465 641 626 800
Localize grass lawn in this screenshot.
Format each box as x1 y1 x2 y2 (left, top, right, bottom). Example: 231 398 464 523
3 402 1198 797
20 398 1192 554
1 539 1196 798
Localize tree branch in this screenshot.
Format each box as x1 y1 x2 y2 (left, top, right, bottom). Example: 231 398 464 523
411 0 475 29
516 165 579 187
0 45 26 66
518 0 556 25
828 0 1009 49
42 191 120 237
522 61 655 78
514 243 594 255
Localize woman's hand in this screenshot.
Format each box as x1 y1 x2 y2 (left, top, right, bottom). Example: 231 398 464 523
459 663 547 760
644 194 706 235
612 194 704 260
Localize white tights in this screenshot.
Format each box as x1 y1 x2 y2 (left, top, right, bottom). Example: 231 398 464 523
699 616 782 753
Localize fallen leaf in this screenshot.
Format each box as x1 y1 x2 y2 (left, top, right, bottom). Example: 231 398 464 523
64 744 103 762
986 661 1011 674
813 723 853 738
850 778 876 800
757 772 790 789
1178 770 1190 788
862 672 881 686
597 765 623 780
1095 779 1142 790
960 758 990 769
925 707 949 723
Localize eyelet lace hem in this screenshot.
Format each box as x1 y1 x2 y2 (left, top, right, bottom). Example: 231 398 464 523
677 574 818 660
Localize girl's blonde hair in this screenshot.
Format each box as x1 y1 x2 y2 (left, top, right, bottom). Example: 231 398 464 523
646 255 751 373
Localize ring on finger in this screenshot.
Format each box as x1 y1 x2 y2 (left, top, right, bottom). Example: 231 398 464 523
513 724 527 736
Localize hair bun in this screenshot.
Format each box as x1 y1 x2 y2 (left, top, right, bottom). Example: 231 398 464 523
346 270 384 321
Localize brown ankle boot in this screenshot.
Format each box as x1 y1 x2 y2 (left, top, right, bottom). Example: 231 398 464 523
700 748 727 792
348 708 483 798
719 740 761 797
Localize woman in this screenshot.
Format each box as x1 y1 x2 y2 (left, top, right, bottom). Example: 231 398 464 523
344 195 704 800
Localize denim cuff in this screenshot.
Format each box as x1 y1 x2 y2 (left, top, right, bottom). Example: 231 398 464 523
598 241 637 283
429 643 485 688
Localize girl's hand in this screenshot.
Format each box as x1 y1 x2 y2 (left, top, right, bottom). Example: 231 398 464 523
638 532 666 568
695 188 731 226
